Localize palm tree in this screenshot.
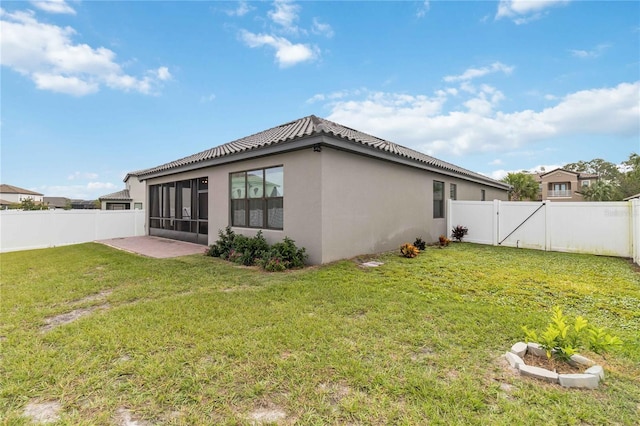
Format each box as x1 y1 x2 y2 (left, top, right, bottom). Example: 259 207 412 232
580 180 616 201
501 172 540 201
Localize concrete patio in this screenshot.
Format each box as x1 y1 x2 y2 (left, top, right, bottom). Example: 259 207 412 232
97 236 206 258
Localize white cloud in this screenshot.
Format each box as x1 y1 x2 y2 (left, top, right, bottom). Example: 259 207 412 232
226 1 253 17
240 30 317 67
30 0 76 15
489 159 504 166
320 81 639 158
417 1 430 18
570 43 610 59
444 62 514 83
312 18 334 38
488 164 563 180
496 0 570 24
268 0 301 33
0 9 171 96
200 93 216 103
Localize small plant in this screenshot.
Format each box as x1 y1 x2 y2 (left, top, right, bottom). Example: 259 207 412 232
522 306 622 361
451 225 468 242
206 226 236 258
400 243 419 258
260 237 307 270
413 237 427 250
438 235 451 247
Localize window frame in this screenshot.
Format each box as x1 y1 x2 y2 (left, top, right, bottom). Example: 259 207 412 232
449 183 457 200
433 180 445 219
230 166 283 230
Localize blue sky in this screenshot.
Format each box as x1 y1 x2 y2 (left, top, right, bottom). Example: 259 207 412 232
1 0 639 199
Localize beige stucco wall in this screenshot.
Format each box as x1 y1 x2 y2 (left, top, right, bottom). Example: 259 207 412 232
1 193 44 203
126 176 146 208
142 146 508 264
144 148 325 264
318 148 509 263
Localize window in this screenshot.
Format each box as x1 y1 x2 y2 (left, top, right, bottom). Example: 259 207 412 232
230 166 283 230
481 189 486 201
581 180 590 187
433 181 444 218
134 202 143 210
450 183 457 200
149 177 208 235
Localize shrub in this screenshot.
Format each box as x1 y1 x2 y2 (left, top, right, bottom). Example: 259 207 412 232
438 235 451 247
522 306 622 361
261 237 307 270
413 237 427 250
206 226 236 258
451 225 468 242
232 231 269 266
400 243 419 258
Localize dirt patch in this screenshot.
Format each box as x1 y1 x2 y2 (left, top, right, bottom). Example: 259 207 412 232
410 346 435 362
115 407 151 426
522 352 585 374
248 407 287 425
74 290 112 304
41 304 109 332
318 382 352 406
23 401 62 424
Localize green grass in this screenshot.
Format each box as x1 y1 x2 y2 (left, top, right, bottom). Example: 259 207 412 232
1 243 639 425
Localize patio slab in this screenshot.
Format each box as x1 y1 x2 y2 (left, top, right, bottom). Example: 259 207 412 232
97 236 206 259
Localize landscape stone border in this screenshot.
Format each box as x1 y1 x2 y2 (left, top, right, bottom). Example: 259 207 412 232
505 342 604 389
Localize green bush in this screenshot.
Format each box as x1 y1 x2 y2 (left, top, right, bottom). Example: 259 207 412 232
261 237 307 270
207 230 307 271
522 306 622 361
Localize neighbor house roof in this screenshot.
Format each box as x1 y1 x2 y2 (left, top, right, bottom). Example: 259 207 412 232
0 184 43 196
623 193 640 201
538 168 599 180
43 197 70 208
133 115 510 189
99 189 131 201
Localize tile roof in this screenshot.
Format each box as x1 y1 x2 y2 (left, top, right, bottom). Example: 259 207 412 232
99 189 131 201
0 184 43 196
134 115 508 188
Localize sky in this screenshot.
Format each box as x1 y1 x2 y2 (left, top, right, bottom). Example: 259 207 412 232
1 0 639 199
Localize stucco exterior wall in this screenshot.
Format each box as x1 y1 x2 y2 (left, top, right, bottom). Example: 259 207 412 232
318 148 509 263
144 148 325 264
142 145 508 264
1 193 44 203
126 176 146 208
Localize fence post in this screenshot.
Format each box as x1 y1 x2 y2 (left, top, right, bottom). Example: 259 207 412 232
544 199 551 252
632 199 640 266
493 199 500 246
446 199 452 241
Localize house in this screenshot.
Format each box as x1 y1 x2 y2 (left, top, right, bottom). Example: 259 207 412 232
535 169 599 202
0 184 44 205
99 174 145 210
130 115 510 264
43 197 71 209
623 193 640 201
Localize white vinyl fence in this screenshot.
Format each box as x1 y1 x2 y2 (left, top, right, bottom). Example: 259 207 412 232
0 209 146 253
448 199 640 265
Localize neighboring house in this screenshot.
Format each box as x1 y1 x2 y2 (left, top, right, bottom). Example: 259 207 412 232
130 115 510 264
535 169 599 202
623 193 640 201
69 200 99 209
0 184 44 204
99 174 145 210
43 197 71 209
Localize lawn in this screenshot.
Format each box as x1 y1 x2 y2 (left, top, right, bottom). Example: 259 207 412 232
1 243 639 425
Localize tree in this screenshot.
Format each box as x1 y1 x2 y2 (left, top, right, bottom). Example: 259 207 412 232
580 180 617 201
619 153 640 198
501 172 540 201
18 198 49 210
563 158 621 183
